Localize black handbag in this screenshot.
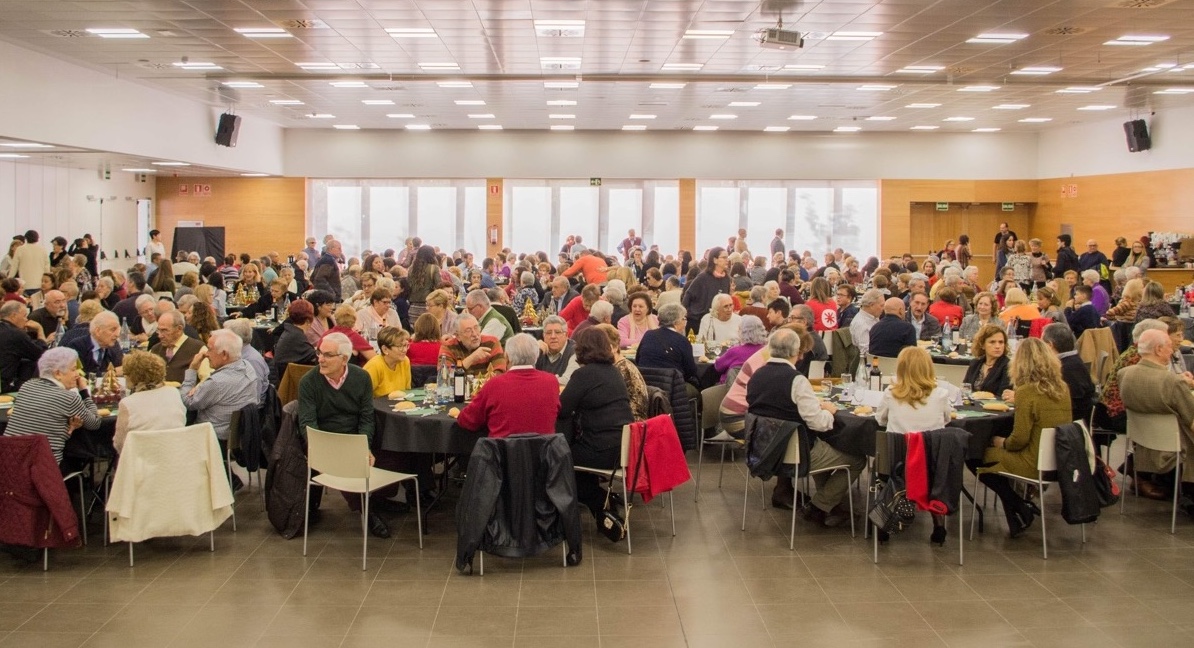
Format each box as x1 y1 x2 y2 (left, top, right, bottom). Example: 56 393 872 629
868 485 916 534
1092 456 1121 507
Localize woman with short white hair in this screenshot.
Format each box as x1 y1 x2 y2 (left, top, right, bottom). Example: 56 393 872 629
698 293 742 343
3 347 102 470
1081 268 1111 316
713 315 766 383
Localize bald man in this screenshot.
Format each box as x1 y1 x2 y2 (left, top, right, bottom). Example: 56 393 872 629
866 298 917 358
29 289 67 342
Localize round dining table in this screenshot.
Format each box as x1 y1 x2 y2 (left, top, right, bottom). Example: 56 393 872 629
371 396 483 456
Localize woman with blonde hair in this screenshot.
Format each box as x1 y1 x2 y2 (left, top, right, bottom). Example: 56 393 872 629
1134 280 1175 322
362 326 411 397
1007 239 1032 292
959 292 1005 340
875 346 956 546
974 337 1071 538
424 288 458 338
114 351 185 452
1104 278 1144 323
998 287 1040 326
1035 286 1063 322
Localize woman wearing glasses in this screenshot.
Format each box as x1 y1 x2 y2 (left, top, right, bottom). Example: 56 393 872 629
363 326 412 397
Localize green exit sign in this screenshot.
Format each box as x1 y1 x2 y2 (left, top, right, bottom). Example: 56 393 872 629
590 177 602 186
1002 202 1015 211
935 202 949 211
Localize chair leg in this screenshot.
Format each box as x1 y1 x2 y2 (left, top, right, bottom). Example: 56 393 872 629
1039 478 1048 560
562 542 567 567
958 499 964 566
103 472 110 547
128 541 134 567
969 483 980 541
845 469 855 539
623 477 632 556
479 551 484 576
42 548 48 572
863 458 872 541
302 481 311 557
694 439 705 502
669 491 676 537
413 478 424 549
226 446 237 532
741 474 750 531
76 474 87 547
210 530 215 552
717 444 728 489
1171 464 1181 535
362 495 369 571
789 495 798 551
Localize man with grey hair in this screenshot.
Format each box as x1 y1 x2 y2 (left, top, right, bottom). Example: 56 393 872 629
0 300 48 393
223 318 269 403
849 288 885 356
602 283 627 325
746 327 863 521
439 313 508 376
573 299 613 338
465 288 514 344
536 315 579 385
151 309 208 383
172 252 199 279
66 310 123 376
540 275 579 313
127 293 158 342
182 328 260 492
457 333 560 438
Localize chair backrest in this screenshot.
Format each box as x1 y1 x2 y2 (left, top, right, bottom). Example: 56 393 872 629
876 356 898 377
1095 351 1110 385
700 383 729 431
619 424 633 469
821 331 834 357
807 359 826 380
933 362 969 387
306 428 370 479
278 363 316 405
782 430 801 465
1126 410 1182 453
1037 427 1058 472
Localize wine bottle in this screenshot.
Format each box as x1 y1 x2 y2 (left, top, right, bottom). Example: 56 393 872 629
868 355 883 391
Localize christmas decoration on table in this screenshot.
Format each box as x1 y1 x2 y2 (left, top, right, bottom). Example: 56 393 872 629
93 364 124 406
520 298 539 326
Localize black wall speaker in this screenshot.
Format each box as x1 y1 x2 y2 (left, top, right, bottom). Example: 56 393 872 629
215 113 241 147
1123 119 1151 153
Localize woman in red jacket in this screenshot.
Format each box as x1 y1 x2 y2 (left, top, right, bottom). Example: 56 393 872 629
406 313 442 366
803 277 838 331
928 287 964 328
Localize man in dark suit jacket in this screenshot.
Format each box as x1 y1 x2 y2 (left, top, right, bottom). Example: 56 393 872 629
540 276 579 314
64 311 123 376
905 292 942 341
1043 322 1096 423
0 301 47 393
635 303 698 388
868 298 918 358
150 310 206 383
28 290 67 342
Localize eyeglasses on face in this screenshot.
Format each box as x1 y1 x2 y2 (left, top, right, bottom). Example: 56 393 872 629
315 350 343 359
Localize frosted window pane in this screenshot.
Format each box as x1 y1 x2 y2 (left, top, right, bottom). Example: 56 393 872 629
697 187 739 255
792 188 834 257
510 187 551 254
462 187 485 256
838 187 879 260
327 187 363 258
744 188 785 260
653 186 679 257
607 188 642 254
560 187 599 252
369 187 408 253
415 187 454 252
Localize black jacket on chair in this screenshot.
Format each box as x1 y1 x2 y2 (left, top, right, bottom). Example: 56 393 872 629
743 414 807 480
636 366 698 452
1054 422 1100 525
455 434 582 573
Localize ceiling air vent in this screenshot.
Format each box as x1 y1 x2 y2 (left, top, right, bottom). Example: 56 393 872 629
135 61 173 70
279 19 328 29
715 87 751 93
1043 26 1088 35
1110 0 1176 7
372 85 405 91
45 29 87 38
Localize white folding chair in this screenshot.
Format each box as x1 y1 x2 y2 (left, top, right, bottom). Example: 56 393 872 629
970 423 1090 559
1123 411 1183 534
807 360 827 380
741 428 856 550
695 383 743 501
876 356 899 378
575 423 677 555
933 362 969 388
303 428 424 570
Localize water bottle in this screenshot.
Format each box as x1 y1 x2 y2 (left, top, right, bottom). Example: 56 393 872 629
942 320 953 352
119 318 131 352
436 356 453 403
853 353 869 402
52 319 65 348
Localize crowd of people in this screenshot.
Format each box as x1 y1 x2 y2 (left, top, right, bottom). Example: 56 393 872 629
2 221 1193 544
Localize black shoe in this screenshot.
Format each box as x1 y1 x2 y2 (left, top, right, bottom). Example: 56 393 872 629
371 498 410 515
1007 507 1034 539
801 503 827 526
771 494 795 511
230 474 244 494
367 512 391 539
930 525 947 547
876 530 891 544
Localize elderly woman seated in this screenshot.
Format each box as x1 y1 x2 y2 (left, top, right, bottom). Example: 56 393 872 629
3 347 102 472
698 293 742 343
714 315 767 383
328 304 376 365
114 351 186 452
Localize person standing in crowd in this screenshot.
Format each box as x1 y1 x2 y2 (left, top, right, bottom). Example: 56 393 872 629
311 239 344 301
682 247 731 336
11 229 50 293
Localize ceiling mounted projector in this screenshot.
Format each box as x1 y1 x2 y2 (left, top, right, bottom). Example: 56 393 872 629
754 27 803 50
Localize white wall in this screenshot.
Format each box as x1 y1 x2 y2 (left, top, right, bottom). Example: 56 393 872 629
0 40 285 175
1037 103 1194 178
284 130 1040 180
0 160 150 271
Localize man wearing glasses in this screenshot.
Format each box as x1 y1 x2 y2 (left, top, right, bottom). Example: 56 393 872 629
438 314 508 376
535 315 579 385
298 332 406 538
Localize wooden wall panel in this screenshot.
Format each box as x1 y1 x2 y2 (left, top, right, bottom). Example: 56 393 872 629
155 177 305 258
1032 169 1194 246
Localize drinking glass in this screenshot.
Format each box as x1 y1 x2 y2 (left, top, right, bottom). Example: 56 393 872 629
961 383 973 403
839 374 851 399
423 383 437 406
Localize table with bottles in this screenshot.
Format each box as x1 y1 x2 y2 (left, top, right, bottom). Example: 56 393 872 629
372 386 483 456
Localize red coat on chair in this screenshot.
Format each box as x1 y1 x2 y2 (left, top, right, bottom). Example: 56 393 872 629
626 415 692 503
0 436 81 549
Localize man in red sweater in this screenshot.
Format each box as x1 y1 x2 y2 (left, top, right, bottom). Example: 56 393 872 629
456 333 560 438
559 283 601 335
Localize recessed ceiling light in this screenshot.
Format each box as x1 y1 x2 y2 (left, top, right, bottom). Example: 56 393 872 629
1057 86 1101 94
858 84 896 91
967 32 1028 44
622 125 647 131
122 168 155 173
1155 87 1194 94
419 62 460 71
85 28 149 39
405 124 432 130
540 57 581 69
240 173 269 177
1106 34 1169 46
468 114 495 119
910 125 939 130
834 126 862 132
152 162 190 167
308 113 336 119
549 114 575 119
0 154 29 158
728 102 761 107
534 20 585 37
386 114 415 119
234 27 291 38
787 115 818 120
172 61 221 70
1011 66 1062 75
973 127 1001 132
958 85 1000 92
0 142 53 148
550 125 575 131
455 100 485 106
1077 105 1117 111
297 62 339 70
544 81 579 89
693 125 719 131
993 104 1031 110
477 125 503 130
1018 117 1053 122
629 114 656 119
754 83 791 90
385 27 437 38
943 116 975 121
333 124 359 130
709 114 737 120
662 63 703 71
826 31 882 41
649 83 687 89
866 116 896 121
905 103 941 108
547 100 577 106
329 81 368 88
222 81 263 88
896 65 944 74
361 99 394 105
683 29 734 39
764 126 790 132
437 81 473 88
783 64 824 70
269 99 304 105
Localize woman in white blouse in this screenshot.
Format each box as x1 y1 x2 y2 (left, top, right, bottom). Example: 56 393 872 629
355 286 403 336
114 351 186 452
874 346 955 547
697 293 741 343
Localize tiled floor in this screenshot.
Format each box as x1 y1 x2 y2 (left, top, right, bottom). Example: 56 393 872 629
3 455 1194 648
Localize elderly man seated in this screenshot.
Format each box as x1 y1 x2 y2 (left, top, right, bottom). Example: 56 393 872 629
0 300 48 393
573 300 613 339
438 313 508 376
65 310 123 376
151 309 208 383
535 314 579 385
28 289 67 342
747 327 864 521
222 318 270 404
457 333 561 438
1119 329 1194 518
465 289 513 344
180 329 260 492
